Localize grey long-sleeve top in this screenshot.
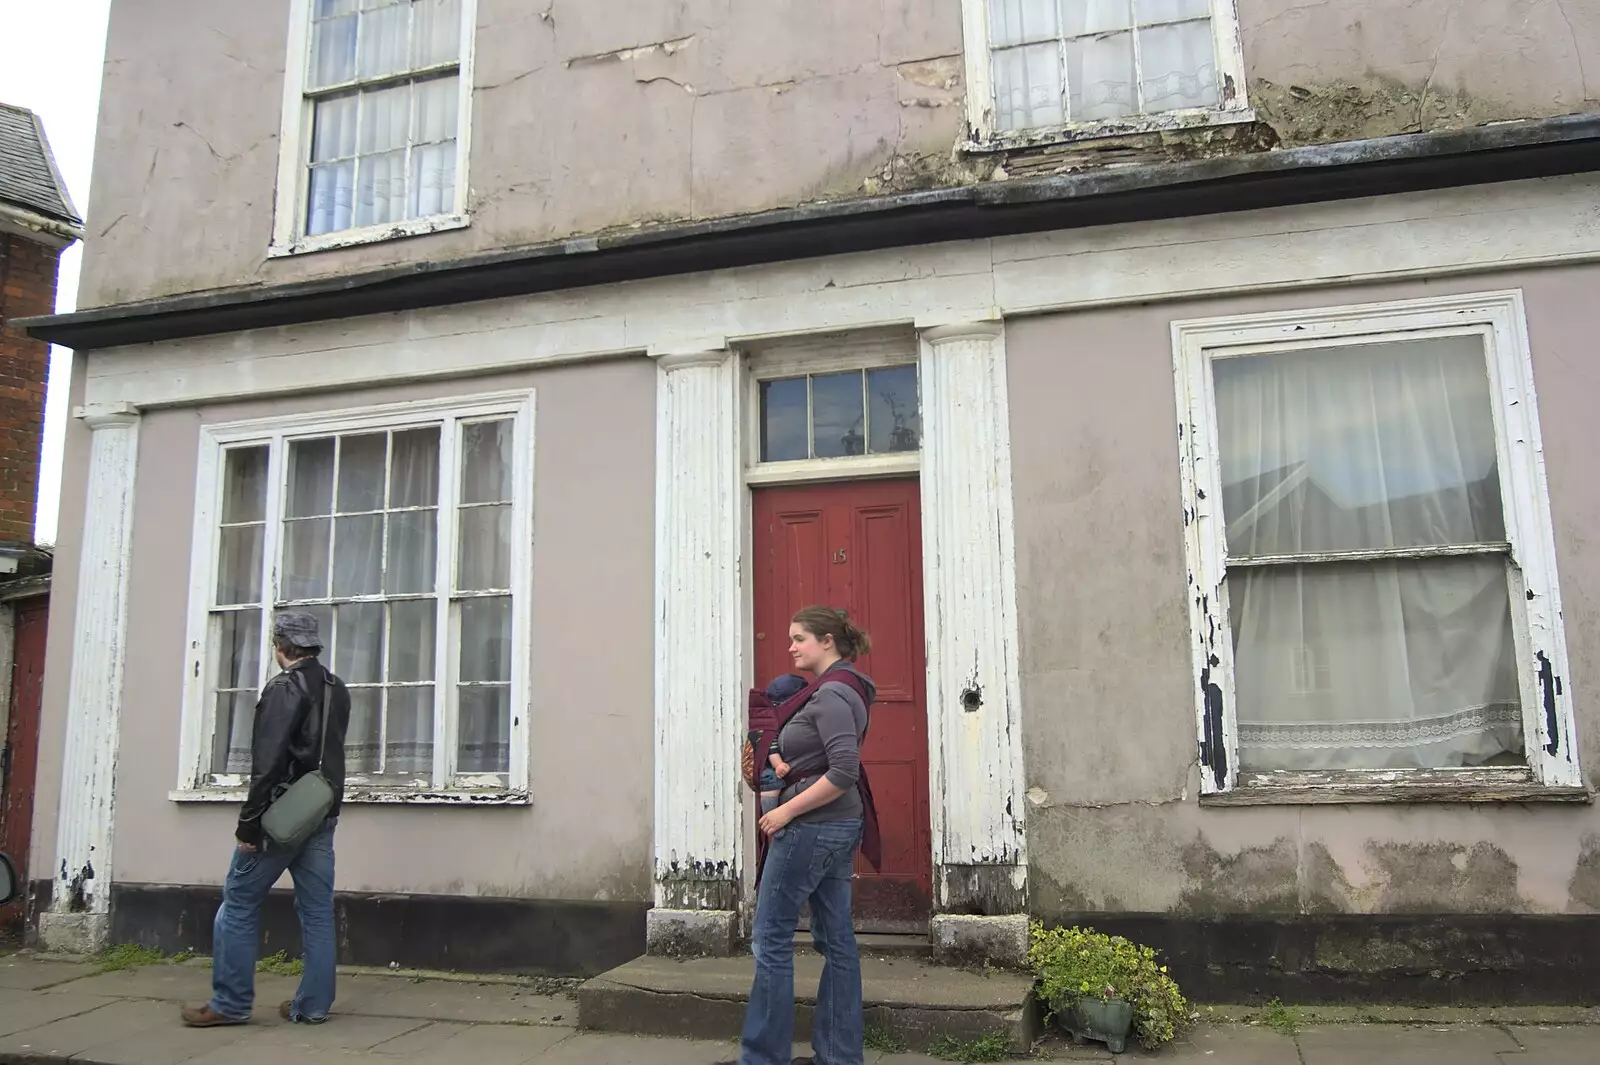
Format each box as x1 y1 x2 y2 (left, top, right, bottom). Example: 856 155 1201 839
776 668 872 824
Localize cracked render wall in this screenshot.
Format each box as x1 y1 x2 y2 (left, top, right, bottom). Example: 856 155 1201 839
78 1 1600 307
1006 265 1600 923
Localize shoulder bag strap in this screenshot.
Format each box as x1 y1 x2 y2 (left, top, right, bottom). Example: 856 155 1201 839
313 668 331 769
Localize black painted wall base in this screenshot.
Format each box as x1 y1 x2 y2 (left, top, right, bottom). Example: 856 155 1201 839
1058 913 1600 1006
99 882 647 978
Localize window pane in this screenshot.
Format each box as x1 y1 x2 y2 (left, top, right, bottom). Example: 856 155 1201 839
335 601 384 684
287 438 336 517
1066 32 1136 121
1137 0 1211 24
386 509 437 593
989 0 1058 48
459 596 511 682
345 686 382 774
457 505 512 590
358 83 411 155
302 604 336 650
390 427 441 507
307 161 355 236
222 447 269 523
388 598 436 681
460 420 514 504
337 433 388 512
332 514 384 597
1214 337 1505 557
309 13 358 89
215 611 261 689
311 95 358 163
317 0 358 15
385 686 434 775
357 0 411 80
1064 0 1131 35
760 378 808 462
282 518 332 600
1137 19 1218 113
355 149 408 228
414 75 458 143
1230 556 1524 772
217 526 264 605
412 0 462 68
457 685 510 774
811 372 867 459
409 141 457 219
992 42 1065 131
212 691 256 775
867 365 920 454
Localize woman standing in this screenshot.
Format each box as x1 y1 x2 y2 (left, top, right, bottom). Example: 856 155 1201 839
730 606 875 1065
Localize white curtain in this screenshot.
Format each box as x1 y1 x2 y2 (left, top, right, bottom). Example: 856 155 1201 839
1215 336 1524 771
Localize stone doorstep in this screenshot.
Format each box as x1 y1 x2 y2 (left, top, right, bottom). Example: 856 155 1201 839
576 954 1040 1052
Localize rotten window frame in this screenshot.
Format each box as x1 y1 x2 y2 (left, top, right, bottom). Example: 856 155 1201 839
268 0 479 258
1173 291 1586 803
175 390 536 806
959 0 1254 153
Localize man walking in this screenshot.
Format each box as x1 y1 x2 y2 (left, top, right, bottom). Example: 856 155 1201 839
182 612 350 1027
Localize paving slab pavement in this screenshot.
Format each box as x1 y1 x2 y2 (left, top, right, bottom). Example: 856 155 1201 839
0 955 1592 1064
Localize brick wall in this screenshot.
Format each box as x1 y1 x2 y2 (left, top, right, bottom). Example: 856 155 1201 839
0 231 59 546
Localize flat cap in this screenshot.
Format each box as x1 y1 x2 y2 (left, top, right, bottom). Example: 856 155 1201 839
272 611 323 650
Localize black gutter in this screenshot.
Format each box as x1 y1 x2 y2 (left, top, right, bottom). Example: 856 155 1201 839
22 112 1600 351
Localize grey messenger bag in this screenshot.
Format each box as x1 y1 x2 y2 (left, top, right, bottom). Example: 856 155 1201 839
260 670 336 849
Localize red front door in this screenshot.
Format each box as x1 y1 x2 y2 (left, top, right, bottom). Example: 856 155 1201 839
1 598 46 933
752 479 931 931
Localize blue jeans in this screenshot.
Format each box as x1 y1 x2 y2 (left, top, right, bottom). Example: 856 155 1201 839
741 818 864 1065
209 817 338 1021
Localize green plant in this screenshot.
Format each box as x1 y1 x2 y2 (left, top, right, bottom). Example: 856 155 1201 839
1026 923 1190 1050
1261 998 1301 1036
863 1025 907 1052
172 949 196 964
256 950 305 976
927 1033 1012 1063
97 944 167 972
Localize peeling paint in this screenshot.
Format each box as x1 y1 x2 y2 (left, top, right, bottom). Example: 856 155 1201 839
1364 841 1523 914
1176 836 1299 915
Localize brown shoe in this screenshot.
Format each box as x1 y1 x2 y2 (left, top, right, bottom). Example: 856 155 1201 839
180 1004 247 1028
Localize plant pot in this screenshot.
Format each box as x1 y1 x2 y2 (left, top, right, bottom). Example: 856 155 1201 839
1056 995 1135 1053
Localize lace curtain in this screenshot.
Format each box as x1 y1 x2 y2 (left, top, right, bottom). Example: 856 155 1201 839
306 0 461 236
989 0 1218 131
1215 336 1524 772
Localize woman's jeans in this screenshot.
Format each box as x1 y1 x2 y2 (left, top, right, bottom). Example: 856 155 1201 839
740 818 864 1065
208 817 338 1022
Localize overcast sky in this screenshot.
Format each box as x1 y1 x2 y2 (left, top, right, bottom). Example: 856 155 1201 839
1 0 113 545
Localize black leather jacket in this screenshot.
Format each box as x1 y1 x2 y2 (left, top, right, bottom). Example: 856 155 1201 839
236 657 351 845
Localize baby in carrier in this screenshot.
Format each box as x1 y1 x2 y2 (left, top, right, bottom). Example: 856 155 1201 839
759 673 808 814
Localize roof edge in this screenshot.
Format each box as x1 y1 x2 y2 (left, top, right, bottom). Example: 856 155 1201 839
21 112 1600 351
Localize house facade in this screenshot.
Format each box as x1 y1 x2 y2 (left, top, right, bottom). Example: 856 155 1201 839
0 101 80 932
22 0 1600 996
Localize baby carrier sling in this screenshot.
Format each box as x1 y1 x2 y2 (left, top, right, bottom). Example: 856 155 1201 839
744 666 881 884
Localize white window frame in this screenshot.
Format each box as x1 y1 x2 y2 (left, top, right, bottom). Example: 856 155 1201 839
1173 291 1585 802
268 0 479 258
960 0 1252 152
743 330 923 486
174 390 535 804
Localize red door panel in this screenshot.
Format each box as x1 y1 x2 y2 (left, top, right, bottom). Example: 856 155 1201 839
1 599 46 933
753 479 931 931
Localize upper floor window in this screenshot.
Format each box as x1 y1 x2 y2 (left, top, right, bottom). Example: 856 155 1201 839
272 0 477 256
961 0 1249 148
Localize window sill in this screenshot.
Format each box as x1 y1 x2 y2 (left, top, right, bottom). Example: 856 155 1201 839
169 786 530 806
1201 769 1592 806
964 106 1256 155
267 214 471 259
